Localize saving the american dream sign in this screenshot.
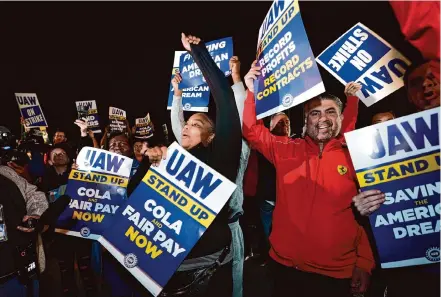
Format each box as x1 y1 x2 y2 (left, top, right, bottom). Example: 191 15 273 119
345 108 440 268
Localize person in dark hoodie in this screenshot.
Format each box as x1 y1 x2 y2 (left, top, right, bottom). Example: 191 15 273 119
42 123 99 297
39 142 74 194
128 33 242 297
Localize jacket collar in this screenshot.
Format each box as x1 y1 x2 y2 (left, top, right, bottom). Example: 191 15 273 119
304 135 344 156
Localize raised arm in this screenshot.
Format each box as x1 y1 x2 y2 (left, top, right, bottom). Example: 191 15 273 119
100 125 110 149
184 34 241 181
341 82 361 134
242 62 277 164
125 119 133 139
170 72 185 144
75 119 94 152
230 56 247 126
88 130 99 148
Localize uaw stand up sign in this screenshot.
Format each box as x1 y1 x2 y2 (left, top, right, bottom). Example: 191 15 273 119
56 148 133 240
99 142 237 296
346 108 440 268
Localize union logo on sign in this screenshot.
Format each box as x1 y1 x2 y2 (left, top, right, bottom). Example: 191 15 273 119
426 247 440 262
80 227 90 237
124 253 138 268
282 94 294 107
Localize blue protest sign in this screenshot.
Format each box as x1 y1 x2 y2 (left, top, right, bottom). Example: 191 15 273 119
345 108 440 268
254 0 325 119
167 51 211 112
15 93 48 128
109 106 127 133
316 23 411 107
99 142 237 296
135 113 154 139
76 100 102 134
55 147 133 240
178 37 233 89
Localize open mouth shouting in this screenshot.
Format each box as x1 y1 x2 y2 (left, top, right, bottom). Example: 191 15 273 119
424 90 437 101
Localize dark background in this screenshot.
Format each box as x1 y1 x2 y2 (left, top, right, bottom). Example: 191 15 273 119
0 1 421 143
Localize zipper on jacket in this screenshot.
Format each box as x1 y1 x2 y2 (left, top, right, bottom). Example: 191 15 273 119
318 142 324 159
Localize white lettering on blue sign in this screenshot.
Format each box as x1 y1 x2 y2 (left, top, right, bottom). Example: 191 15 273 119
383 182 440 205
328 28 369 72
316 23 412 107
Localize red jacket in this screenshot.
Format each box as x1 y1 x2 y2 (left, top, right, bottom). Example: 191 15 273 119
243 95 359 199
390 1 440 80
242 90 374 279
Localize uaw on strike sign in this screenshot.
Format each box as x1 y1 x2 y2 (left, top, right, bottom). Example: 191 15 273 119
15 93 48 127
99 142 236 296
316 23 411 107
55 148 133 240
345 108 440 268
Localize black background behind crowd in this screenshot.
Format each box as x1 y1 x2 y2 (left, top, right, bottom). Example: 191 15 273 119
0 1 421 142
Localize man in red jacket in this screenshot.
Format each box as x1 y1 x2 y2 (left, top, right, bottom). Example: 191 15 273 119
242 63 375 297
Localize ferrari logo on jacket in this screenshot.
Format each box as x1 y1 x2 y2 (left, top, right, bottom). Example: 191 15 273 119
337 165 348 175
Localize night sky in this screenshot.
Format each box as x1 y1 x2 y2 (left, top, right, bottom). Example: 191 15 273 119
0 1 421 144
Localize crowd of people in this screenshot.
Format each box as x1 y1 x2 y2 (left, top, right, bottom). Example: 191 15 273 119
0 1 439 297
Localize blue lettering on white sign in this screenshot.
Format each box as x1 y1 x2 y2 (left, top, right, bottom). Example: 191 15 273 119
166 150 222 199
346 109 440 268
369 114 439 159
84 149 125 174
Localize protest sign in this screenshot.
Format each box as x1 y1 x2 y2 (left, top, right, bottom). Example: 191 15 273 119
167 51 211 112
254 0 325 119
178 37 233 89
55 147 133 240
15 93 48 128
316 23 411 107
345 108 440 268
109 107 127 133
76 100 101 134
99 142 237 296
135 113 154 139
